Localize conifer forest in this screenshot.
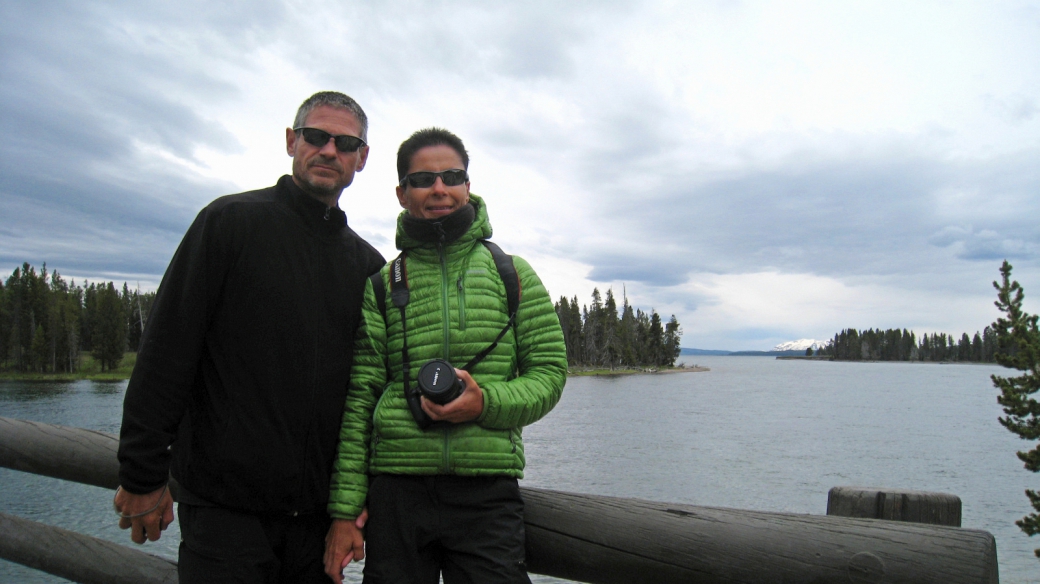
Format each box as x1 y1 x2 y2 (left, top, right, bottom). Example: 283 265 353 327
555 288 682 369
0 263 154 373
816 327 1000 362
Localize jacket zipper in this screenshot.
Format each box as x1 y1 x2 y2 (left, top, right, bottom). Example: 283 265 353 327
457 275 466 331
439 243 451 361
438 242 452 472
295 344 320 515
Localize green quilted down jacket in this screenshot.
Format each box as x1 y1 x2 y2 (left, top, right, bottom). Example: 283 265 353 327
328 195 568 519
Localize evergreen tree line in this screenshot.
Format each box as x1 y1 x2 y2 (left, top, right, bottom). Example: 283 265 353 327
815 327 1000 362
555 288 682 369
0 263 154 373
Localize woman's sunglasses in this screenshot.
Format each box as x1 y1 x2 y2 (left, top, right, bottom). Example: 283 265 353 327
293 127 366 153
399 169 469 188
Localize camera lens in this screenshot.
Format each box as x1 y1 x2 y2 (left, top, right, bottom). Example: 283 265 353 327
417 359 465 405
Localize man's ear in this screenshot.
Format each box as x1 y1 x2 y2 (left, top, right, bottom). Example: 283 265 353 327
355 145 370 172
285 127 297 157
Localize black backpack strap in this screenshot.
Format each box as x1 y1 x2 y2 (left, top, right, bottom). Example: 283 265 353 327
459 241 522 372
480 240 520 321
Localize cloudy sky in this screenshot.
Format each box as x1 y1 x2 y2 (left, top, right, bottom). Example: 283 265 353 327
2 1 1038 350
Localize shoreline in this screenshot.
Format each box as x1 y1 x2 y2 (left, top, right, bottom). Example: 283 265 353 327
0 353 137 382
568 366 709 377
776 356 996 365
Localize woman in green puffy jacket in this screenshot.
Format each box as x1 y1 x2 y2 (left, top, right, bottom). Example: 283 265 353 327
324 128 567 584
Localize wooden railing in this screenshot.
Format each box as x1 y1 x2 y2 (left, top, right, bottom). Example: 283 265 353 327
0 416 999 583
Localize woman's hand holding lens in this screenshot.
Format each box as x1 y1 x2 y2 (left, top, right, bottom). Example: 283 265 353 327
421 369 484 423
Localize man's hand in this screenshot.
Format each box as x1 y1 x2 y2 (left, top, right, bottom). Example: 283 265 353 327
325 517 366 584
421 368 484 423
113 485 174 544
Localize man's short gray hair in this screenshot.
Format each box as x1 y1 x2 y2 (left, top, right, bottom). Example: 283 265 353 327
293 91 368 141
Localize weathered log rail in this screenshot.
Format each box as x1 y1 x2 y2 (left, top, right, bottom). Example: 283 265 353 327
0 416 999 583
0 512 178 584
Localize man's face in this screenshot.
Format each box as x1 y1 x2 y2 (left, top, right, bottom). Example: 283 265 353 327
285 105 368 202
396 145 470 219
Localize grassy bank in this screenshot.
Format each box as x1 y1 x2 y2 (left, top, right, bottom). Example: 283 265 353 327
0 352 137 382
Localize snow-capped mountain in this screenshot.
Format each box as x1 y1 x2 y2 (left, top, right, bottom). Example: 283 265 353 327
772 339 828 352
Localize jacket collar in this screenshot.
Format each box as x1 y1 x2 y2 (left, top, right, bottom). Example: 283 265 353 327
277 175 347 232
395 194 493 260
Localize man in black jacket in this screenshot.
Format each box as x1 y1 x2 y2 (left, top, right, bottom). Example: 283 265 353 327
114 91 385 583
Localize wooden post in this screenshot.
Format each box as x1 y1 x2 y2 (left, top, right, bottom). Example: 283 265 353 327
827 486 962 527
0 512 178 584
0 417 1000 584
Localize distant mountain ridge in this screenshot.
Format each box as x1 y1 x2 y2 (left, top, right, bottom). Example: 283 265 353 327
771 339 827 352
682 338 828 356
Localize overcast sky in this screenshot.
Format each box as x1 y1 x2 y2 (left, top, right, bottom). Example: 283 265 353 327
1 1 1038 350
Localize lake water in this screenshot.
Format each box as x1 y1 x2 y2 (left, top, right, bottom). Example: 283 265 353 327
1 356 1037 583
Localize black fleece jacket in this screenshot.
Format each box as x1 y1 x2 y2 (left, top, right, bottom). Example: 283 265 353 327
118 175 384 515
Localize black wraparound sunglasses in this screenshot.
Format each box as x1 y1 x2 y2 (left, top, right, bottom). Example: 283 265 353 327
399 169 469 188
293 127 367 153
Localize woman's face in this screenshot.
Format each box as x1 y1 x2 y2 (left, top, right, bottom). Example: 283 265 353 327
396 145 470 219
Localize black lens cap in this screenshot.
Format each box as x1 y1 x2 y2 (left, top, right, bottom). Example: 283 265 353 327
418 359 457 398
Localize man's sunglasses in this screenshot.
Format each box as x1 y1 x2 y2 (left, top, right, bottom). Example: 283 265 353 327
293 127 367 153
399 169 469 189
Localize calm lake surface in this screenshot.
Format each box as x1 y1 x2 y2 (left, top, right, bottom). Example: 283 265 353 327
1 356 1037 583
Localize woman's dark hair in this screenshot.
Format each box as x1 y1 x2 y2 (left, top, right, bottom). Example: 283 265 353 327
397 128 469 182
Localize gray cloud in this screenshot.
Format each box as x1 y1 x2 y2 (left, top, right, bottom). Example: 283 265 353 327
983 94 1038 124
283 1 616 95
932 227 1040 262
2 0 1037 355
0 0 283 280
555 146 1040 287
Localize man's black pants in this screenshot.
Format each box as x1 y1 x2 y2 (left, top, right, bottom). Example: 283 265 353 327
363 474 531 584
177 503 331 584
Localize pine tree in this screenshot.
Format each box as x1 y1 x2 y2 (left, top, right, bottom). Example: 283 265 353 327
634 309 651 364
568 296 583 366
555 296 573 364
49 272 81 373
984 326 997 362
602 289 620 368
582 289 603 366
664 315 682 366
647 311 664 366
991 260 1040 557
30 323 48 373
555 296 584 366
81 281 98 352
618 292 638 367
0 278 9 369
92 282 127 371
